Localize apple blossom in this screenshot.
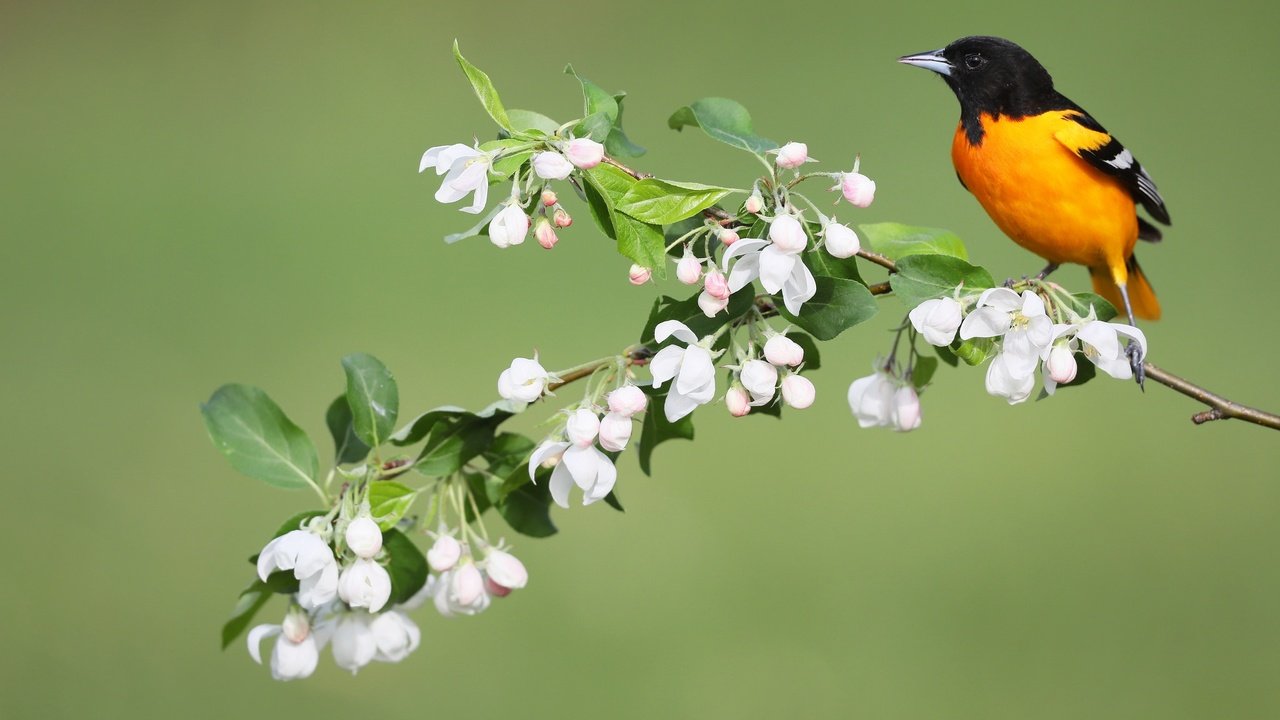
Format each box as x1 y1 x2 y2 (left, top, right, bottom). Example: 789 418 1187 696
629 264 652 285
497 356 550 404
1074 319 1147 380
419 143 491 214
719 228 739 246
528 438 618 508
451 561 485 607
768 215 808 253
566 408 600 448
649 320 716 421
484 549 528 590
344 516 382 559
429 570 490 617
541 189 558 206
531 150 574 180
339 558 392 613
960 288 1053 379
909 297 964 347
764 334 804 367
1045 344 1078 385
739 359 778 406
606 384 647 417
821 221 860 259
835 170 876 207
553 207 573 227
486 576 513 598
564 137 605 169
534 218 558 249
721 219 818 315
704 268 729 300
781 374 815 409
773 141 812 169
676 247 703 285
248 609 320 681
331 612 377 674
370 611 421 663
745 189 764 214
427 533 462 573
893 386 921 431
847 369 897 428
489 204 529 248
598 411 632 452
985 352 1036 404
257 530 339 610
698 289 729 317
725 385 751 417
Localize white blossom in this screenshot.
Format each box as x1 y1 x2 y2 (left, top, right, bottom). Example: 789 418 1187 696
893 386 921 431
763 334 804 367
598 412 632 452
960 288 1053 378
739 359 778 406
247 610 320 681
338 558 392 613
531 151 574 180
820 221 861 259
488 203 529 248
909 297 964 347
847 370 897 428
497 356 550 404
985 352 1036 404
428 570 490 617
564 138 605 169
781 374 815 409
721 217 817 315
370 610 421 663
427 533 462 573
419 143 492 214
1075 319 1147 380
331 612 377 674
698 289 729 317
649 320 717 421
528 439 617 508
484 549 528 591
606 384 648 417
257 530 338 610
344 517 382 560
565 408 600 448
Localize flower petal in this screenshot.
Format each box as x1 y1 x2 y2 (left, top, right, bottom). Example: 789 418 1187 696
584 449 617 505
664 388 700 422
758 245 795 294
655 319 698 345
726 252 761 293
977 287 1021 312
549 462 574 509
675 346 715 395
528 441 569 482
461 177 489 215
649 346 684 388
959 306 1011 339
247 624 281 665
562 445 598 490
782 260 816 315
720 239 769 272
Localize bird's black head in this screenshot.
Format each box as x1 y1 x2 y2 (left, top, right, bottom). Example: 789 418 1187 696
900 36 1068 140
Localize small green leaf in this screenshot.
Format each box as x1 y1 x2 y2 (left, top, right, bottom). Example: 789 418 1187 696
413 413 504 477
802 244 864 282
777 277 879 341
383 529 428 605
606 93 646 158
325 395 370 465
452 40 511 131
934 344 960 367
368 482 417 531
639 288 755 344
602 491 625 513
389 406 468 446
201 384 320 490
498 480 558 538
581 176 616 239
786 332 821 371
668 97 778 154
506 109 559 134
638 386 695 476
491 150 534 178
564 64 619 140
443 204 504 245
954 337 997 366
1061 292 1118 322
341 353 399 448
860 223 969 261
222 578 273 650
582 165 667 277
616 179 734 225
912 357 939 389
889 255 996 310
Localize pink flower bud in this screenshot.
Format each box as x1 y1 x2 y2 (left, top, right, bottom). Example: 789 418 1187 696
553 207 573 228
764 334 804 367
838 172 876 207
598 412 632 452
344 516 383 559
534 219 558 249
628 264 651 285
566 408 600 447
541 189 558 207
822 222 861 259
607 385 648 417
745 190 764 214
768 215 807 254
281 608 310 644
676 247 703 285
703 268 729 300
780 374 816 409
564 138 606 169
698 290 729 317
719 228 739 246
451 561 485 606
1046 345 1078 384
427 534 462 572
484 549 528 590
485 576 512 598
774 141 810 169
893 386 921 432
725 385 751 417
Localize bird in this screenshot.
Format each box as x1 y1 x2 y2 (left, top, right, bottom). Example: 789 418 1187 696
898 36 1168 380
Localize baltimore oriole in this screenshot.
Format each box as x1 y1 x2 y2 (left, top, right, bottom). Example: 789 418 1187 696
900 36 1169 377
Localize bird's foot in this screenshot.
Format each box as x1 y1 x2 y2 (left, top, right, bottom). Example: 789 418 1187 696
1036 262 1060 280
1126 340 1146 390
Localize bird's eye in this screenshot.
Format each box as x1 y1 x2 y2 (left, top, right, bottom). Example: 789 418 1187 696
964 54 986 70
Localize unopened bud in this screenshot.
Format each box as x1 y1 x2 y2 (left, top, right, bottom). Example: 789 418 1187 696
485 576 513 598
427 534 462 572
725 385 751 417
764 334 805 367
607 384 648 417
822 222 861 259
531 151 574 180
628 264 651 285
698 290 729 317
564 138 606 169
781 374 816 409
893 386 921 432
534 218 558 249
745 190 764 214
774 141 811 169
451 561 484 606
768 215 807 254
703 268 729 300
598 412 633 452
1046 345 1078 385
484 549 528 590
718 228 740 246
838 171 876 208
344 516 383 559
566 408 600 447
553 207 573 228
281 608 310 644
676 247 703 285
541 189 558 207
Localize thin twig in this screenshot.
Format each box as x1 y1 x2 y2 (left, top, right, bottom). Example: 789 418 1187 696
856 249 897 273
1143 363 1280 430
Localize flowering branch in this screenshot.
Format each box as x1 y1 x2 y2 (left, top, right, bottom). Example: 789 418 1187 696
1142 363 1280 430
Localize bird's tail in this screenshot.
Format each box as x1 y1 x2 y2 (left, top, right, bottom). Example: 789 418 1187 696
1091 255 1161 321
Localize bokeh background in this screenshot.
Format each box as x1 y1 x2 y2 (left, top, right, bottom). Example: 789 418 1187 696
4 1 1279 717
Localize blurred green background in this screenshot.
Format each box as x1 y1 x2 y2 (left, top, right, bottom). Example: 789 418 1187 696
4 1 1279 717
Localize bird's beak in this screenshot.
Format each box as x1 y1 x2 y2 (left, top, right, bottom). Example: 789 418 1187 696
898 49 952 77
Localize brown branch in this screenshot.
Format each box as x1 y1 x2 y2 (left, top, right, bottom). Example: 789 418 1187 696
856 248 897 273
1143 363 1280 431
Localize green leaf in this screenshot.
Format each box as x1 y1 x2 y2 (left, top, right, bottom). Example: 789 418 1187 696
485 432 538 496
802 244 864 282
506 108 559 134
443 203 504 245
383 529 428 606
786 332 821 371
341 353 399 448
581 175 616 239
639 288 754 344
413 413 504 477
389 406 468 446
582 165 666 278
201 384 319 491
668 97 778 154
912 357 939 389
1061 291 1118 322
778 277 878 341
934 344 960 367
889 255 996 310
954 337 997 366
860 223 969 261
638 386 695 475
606 93 646 158
325 395 370 465
452 40 511 131
663 216 706 257
498 480 558 538
368 482 417 531
222 578 274 650
564 64 619 141
491 150 534 178
602 491 625 513
616 179 734 225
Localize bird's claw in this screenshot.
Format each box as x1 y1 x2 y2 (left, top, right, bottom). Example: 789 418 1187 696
1126 340 1145 389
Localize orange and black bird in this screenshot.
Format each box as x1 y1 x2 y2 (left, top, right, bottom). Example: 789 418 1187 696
899 36 1169 375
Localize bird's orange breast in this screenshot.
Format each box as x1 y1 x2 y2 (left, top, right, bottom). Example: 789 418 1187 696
952 112 1137 268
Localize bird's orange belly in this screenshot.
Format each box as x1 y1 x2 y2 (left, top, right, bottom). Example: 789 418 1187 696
952 115 1137 268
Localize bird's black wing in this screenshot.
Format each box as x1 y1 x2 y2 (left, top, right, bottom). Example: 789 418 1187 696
1059 111 1171 229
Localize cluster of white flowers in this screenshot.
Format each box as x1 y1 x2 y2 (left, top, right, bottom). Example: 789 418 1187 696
527 385 647 508
726 333 816 416
847 368 922 432
906 286 1148 406
650 320 717 421
424 533 528 616
420 136 605 250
